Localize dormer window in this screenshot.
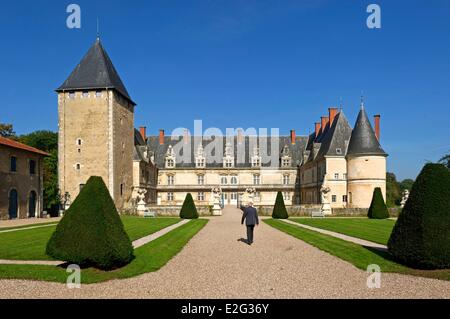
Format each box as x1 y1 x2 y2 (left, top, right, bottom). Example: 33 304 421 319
251 146 262 167
223 142 234 168
165 145 176 168
281 145 291 167
195 144 206 168
336 148 342 155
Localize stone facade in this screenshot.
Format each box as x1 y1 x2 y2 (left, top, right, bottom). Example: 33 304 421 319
58 89 134 209
0 139 47 219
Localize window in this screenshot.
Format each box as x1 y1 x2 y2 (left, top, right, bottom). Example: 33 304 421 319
69 91 76 99
283 192 291 200
79 184 85 191
120 184 124 196
196 158 205 168
252 158 261 167
167 192 174 201
77 138 82 146
254 192 261 201
29 160 36 175
334 173 339 180
343 173 347 180
282 158 291 167
10 156 17 172
349 192 352 204
283 175 290 185
197 175 204 185
343 195 348 203
253 174 260 185
336 148 342 155
230 176 238 185
224 159 233 168
166 159 175 168
96 90 102 98
167 175 174 185
76 163 81 170
82 91 89 98
231 193 237 200
220 176 228 185
332 195 337 203
197 192 205 201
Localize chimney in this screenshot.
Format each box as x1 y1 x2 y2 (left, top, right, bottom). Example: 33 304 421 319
290 130 296 145
159 129 165 145
374 115 380 141
139 126 146 141
321 116 329 132
328 108 338 126
315 122 321 138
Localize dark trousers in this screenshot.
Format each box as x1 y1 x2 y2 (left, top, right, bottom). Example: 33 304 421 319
246 225 255 244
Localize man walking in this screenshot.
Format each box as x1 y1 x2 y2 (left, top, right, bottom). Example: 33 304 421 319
240 202 259 245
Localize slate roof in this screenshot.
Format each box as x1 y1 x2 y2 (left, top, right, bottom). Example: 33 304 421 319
56 39 135 105
347 107 387 157
144 135 308 169
316 111 353 159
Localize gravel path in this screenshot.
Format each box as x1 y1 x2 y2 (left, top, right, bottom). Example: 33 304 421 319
281 219 387 250
0 206 449 299
132 219 190 248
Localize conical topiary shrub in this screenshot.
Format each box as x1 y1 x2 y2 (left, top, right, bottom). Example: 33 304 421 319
272 191 289 219
180 193 199 219
46 176 134 270
388 163 450 269
367 187 389 219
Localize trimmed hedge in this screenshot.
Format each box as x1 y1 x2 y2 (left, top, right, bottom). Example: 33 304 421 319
272 191 289 219
367 187 390 219
388 163 450 269
46 176 134 270
180 193 199 219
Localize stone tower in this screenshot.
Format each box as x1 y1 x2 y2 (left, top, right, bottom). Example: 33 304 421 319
346 104 388 208
56 38 135 210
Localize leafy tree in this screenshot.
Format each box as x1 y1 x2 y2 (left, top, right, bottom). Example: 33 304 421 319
180 193 199 219
367 187 389 219
399 179 414 191
439 150 450 169
386 172 402 207
272 191 288 219
388 163 450 269
46 176 134 270
0 123 16 138
19 130 57 152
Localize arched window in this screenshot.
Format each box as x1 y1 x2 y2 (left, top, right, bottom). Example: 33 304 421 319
221 176 228 185
8 189 18 219
230 176 238 185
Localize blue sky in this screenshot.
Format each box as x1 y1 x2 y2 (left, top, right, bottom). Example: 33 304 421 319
1 0 449 180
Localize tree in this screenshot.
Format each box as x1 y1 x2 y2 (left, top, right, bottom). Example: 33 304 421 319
180 193 199 219
0 123 16 138
46 176 134 270
399 179 414 191
18 130 59 215
388 163 450 269
272 191 289 219
386 172 402 207
367 187 389 219
439 150 450 169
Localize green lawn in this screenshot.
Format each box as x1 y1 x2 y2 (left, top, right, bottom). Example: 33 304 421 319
0 219 208 283
0 216 180 261
290 218 396 245
265 219 450 281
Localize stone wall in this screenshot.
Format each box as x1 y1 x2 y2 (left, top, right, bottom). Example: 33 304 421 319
121 205 214 217
256 205 401 217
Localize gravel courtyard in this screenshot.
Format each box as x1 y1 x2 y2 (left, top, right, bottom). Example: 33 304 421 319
0 206 449 299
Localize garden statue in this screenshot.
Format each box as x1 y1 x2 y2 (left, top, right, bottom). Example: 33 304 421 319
211 187 222 216
400 189 410 208
320 185 332 215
